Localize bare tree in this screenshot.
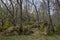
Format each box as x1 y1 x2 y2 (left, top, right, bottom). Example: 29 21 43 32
17 0 23 33
1 0 16 26
26 0 30 23
47 0 55 32
31 0 40 27
9 0 16 26
55 0 60 23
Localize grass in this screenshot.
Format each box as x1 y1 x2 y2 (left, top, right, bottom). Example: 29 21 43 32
0 31 60 40
0 35 60 40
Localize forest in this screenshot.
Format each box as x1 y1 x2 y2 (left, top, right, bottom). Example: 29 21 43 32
0 0 60 40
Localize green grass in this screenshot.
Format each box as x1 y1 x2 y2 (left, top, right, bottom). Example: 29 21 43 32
0 34 60 40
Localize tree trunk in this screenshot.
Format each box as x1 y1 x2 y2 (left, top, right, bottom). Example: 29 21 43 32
19 0 23 33
47 0 55 32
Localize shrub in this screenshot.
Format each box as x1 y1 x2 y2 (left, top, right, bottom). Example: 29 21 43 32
13 26 19 32
23 21 35 26
0 18 13 31
55 23 60 34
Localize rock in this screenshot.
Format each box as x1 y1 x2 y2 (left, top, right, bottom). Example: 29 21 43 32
6 27 14 32
12 31 18 35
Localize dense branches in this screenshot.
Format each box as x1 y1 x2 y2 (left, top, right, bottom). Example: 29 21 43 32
0 0 60 35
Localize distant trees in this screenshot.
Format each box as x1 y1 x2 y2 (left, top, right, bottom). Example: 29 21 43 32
26 0 30 22
55 0 60 23
51 0 60 24
32 0 40 27
1 0 16 26
1 0 60 35
0 5 4 27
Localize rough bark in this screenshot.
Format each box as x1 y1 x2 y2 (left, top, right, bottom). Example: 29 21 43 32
17 0 23 33
47 0 55 32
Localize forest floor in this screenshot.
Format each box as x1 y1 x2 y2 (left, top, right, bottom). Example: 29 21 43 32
0 28 60 40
